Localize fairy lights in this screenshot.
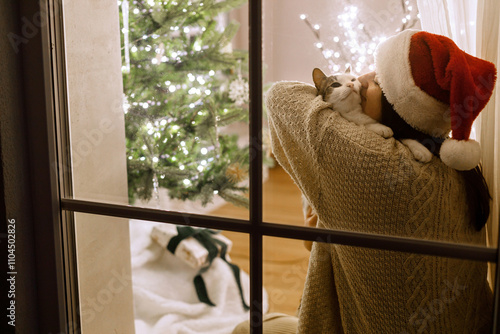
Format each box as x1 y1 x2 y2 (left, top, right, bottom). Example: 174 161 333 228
300 0 420 74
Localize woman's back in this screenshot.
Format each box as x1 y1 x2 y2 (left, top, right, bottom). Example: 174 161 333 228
265 81 493 333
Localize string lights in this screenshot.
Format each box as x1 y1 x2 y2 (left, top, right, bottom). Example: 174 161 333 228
300 0 420 74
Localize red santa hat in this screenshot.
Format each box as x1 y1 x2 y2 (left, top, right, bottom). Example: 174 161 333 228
374 30 497 170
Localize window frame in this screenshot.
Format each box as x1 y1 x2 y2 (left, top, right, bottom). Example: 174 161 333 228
26 0 500 333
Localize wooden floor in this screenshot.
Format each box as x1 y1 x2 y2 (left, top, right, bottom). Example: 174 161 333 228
210 166 310 316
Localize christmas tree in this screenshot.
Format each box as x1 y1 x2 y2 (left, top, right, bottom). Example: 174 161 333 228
119 0 252 208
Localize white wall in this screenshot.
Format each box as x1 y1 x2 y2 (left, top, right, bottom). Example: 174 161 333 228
63 0 135 332
234 0 420 84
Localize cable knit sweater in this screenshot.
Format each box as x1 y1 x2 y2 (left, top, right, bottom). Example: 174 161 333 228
265 81 493 334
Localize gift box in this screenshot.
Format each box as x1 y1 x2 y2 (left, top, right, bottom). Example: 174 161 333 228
151 224 233 270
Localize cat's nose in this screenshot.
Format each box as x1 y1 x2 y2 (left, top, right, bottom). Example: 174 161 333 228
347 83 354 88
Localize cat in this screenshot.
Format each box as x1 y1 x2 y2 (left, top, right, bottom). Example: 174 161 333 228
302 68 433 229
312 67 393 139
312 67 433 162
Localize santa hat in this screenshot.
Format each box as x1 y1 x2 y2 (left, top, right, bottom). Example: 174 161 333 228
374 30 497 170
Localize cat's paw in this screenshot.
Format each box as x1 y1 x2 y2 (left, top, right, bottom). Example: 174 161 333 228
410 146 433 163
366 123 394 138
401 139 433 163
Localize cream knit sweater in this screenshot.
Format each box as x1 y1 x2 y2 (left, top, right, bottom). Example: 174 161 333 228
265 81 493 334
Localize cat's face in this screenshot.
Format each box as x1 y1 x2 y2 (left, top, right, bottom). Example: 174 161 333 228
313 68 362 104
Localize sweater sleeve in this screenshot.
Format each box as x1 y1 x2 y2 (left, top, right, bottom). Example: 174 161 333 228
265 81 422 235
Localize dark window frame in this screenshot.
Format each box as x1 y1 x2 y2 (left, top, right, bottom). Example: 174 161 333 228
21 0 500 333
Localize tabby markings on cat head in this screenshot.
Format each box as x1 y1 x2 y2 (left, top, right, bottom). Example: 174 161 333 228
312 68 361 104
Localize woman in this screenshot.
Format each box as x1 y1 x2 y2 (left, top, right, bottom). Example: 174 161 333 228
263 30 495 333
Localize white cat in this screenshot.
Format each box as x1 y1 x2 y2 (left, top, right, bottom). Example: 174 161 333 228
312 67 393 139
312 67 433 162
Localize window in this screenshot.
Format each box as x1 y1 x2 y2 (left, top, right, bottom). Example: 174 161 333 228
15 0 500 333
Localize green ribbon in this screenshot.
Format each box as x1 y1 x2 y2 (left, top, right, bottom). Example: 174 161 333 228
167 226 250 311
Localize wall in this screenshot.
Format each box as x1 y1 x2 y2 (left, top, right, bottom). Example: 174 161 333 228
63 0 135 332
234 0 419 84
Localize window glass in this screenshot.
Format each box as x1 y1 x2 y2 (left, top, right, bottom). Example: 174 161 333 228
261 0 494 247
74 212 251 332
262 236 495 333
263 236 309 316
64 0 251 219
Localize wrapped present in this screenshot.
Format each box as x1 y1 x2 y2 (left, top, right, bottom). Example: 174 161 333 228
151 224 248 310
151 224 233 269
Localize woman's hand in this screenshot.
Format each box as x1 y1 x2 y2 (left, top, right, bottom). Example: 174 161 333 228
303 204 318 251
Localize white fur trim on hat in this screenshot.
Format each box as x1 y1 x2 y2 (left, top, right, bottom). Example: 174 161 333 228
374 30 451 138
440 138 481 170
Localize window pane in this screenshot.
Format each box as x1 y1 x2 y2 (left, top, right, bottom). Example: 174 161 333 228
261 0 494 247
63 0 251 219
263 236 308 316
74 212 252 333
262 236 495 333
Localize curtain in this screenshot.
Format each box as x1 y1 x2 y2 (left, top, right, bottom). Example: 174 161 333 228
417 0 500 284
476 0 500 252
416 0 477 53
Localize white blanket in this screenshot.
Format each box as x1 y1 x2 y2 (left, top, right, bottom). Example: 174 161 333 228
130 220 268 334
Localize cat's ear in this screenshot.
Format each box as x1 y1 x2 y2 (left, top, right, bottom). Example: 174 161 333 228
312 68 326 91
345 66 351 74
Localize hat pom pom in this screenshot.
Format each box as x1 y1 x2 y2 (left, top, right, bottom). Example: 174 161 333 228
440 138 481 170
